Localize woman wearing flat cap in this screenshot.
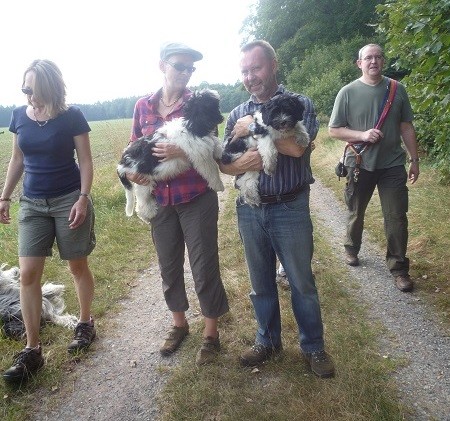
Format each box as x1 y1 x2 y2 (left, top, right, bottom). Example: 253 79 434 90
126 42 229 365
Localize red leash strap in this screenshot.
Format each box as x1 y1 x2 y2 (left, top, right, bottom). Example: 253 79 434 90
343 78 398 183
375 79 398 130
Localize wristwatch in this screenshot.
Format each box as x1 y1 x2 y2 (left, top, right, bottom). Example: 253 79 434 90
248 122 256 135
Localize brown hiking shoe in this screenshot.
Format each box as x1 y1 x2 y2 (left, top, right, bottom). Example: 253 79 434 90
3 345 44 383
395 275 414 292
240 344 282 367
345 253 359 266
160 323 189 356
302 350 335 378
196 334 221 366
68 317 96 354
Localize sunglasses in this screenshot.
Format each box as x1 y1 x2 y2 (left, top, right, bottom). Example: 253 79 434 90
165 61 196 73
21 86 33 95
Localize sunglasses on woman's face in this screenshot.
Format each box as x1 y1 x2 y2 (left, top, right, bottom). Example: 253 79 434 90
21 87 33 95
165 61 196 73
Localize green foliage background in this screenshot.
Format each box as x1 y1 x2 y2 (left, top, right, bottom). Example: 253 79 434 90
243 0 450 182
1 0 448 180
377 0 450 181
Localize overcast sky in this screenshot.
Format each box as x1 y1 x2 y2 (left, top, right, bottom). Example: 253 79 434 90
0 0 254 107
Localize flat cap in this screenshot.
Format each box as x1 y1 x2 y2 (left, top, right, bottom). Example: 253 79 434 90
160 42 203 62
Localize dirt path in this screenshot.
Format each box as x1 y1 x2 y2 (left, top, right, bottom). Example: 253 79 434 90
33 177 449 421
34 264 176 420
310 179 450 421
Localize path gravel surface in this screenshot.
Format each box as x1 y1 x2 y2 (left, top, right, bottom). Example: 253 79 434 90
33 177 449 421
310 179 449 421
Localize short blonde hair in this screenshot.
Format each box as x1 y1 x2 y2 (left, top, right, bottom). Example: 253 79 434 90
241 40 277 61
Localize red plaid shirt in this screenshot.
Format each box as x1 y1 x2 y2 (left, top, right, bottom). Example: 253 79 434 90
130 88 209 206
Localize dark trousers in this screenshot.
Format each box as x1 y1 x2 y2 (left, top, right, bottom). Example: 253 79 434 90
344 165 410 276
151 189 229 318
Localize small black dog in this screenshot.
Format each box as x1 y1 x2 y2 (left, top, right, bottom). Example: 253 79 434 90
117 89 225 223
222 93 310 206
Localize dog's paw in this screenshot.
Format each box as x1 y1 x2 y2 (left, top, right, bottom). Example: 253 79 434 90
240 185 261 206
136 198 158 224
295 135 310 148
210 178 225 192
242 194 260 207
295 122 310 147
261 155 277 176
263 162 277 176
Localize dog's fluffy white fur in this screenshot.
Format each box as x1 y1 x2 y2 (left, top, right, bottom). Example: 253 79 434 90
221 93 310 206
117 89 225 223
0 264 77 337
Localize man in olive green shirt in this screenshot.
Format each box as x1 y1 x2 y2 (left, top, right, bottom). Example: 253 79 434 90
329 43 420 292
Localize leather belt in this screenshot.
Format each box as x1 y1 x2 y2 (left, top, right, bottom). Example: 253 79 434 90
259 184 306 204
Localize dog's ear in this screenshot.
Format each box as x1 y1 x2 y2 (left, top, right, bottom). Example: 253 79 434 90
279 94 305 119
288 95 305 121
183 89 224 137
260 100 275 126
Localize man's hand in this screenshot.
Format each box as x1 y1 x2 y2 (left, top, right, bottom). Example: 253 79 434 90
360 128 383 144
275 137 307 157
219 147 263 176
230 115 254 142
239 148 263 171
408 162 420 184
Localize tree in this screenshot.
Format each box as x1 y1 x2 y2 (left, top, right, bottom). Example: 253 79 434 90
377 0 450 182
244 0 383 82
248 0 304 49
287 37 366 117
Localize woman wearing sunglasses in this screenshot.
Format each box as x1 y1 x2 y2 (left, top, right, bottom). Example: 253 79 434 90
126 42 229 366
1 59 96 383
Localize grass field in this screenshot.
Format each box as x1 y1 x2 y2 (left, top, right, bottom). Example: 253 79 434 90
0 120 448 420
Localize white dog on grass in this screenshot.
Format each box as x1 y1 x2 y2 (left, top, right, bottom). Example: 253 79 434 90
0 264 77 339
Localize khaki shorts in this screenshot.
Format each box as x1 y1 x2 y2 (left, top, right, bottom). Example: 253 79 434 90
18 190 96 260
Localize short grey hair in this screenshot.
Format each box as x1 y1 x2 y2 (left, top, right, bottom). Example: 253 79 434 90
358 43 384 60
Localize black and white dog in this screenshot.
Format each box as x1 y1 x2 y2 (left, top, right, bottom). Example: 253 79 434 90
117 89 225 223
0 264 77 339
221 93 310 206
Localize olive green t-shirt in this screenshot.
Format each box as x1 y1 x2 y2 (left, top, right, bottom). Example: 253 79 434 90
329 76 414 171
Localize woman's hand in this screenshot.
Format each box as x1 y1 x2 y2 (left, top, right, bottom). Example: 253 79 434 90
152 142 187 162
68 196 89 229
126 173 150 185
0 201 11 224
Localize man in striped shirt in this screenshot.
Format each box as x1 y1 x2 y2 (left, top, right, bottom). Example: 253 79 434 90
220 40 334 378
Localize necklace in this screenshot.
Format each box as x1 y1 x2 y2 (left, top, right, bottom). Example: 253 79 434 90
160 92 182 108
33 108 49 127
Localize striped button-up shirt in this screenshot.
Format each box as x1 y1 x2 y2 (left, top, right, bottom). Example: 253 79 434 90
130 88 209 206
224 85 318 196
